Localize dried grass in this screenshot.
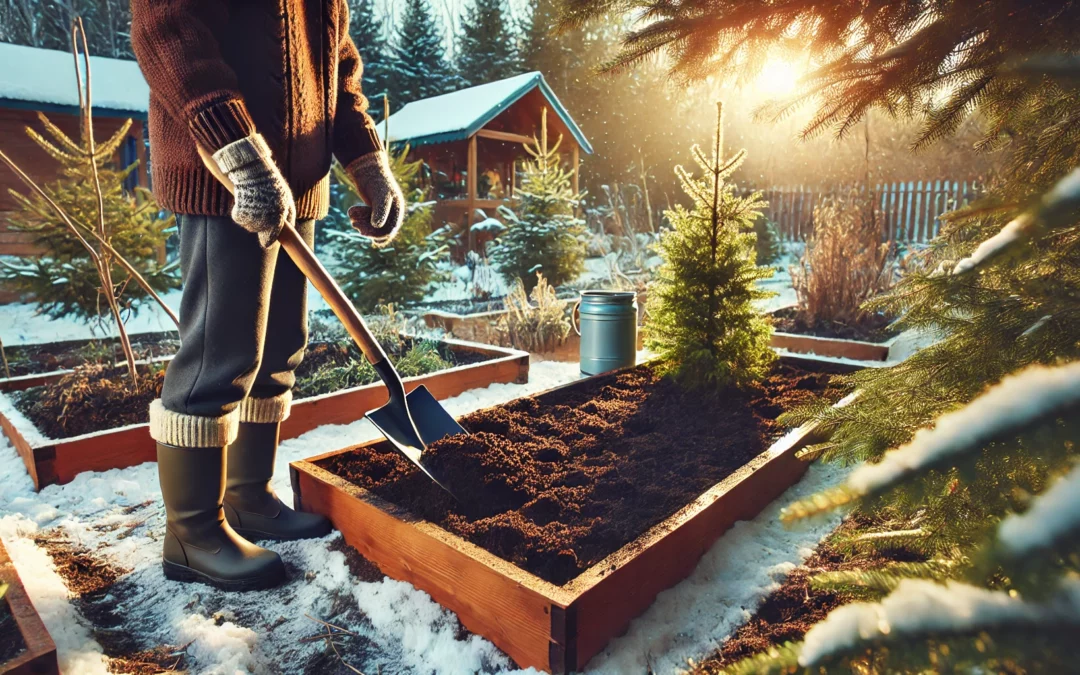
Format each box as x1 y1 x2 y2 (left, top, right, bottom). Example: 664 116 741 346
792 190 897 326
496 273 571 353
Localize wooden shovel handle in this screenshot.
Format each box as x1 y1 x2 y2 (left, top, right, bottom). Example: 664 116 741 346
197 145 387 364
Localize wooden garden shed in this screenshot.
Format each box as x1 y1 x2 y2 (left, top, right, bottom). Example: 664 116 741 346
380 71 593 249
0 43 149 259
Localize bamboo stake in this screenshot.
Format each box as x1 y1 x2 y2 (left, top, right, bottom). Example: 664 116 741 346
72 17 139 389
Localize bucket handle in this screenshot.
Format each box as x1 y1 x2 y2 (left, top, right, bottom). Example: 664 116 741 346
571 300 581 336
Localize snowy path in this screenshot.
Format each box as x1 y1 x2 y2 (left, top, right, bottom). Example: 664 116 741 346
0 364 845 674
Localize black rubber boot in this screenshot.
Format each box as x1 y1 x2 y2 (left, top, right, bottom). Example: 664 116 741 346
223 422 332 541
156 442 286 591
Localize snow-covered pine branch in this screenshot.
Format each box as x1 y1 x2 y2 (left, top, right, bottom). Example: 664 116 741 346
997 460 1080 557
952 166 1080 274
797 577 1080 667
781 360 1080 520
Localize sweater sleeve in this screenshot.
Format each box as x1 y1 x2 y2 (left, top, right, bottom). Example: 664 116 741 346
130 0 255 152
333 0 384 167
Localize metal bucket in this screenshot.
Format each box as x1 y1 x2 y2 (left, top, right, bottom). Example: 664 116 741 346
573 290 638 376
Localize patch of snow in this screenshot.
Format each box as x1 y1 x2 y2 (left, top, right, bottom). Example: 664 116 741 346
846 361 1080 497
585 461 851 673
0 520 110 673
997 461 1080 556
0 392 52 445
799 577 1080 667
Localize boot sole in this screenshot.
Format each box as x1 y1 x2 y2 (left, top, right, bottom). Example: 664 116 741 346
233 521 333 543
162 559 286 592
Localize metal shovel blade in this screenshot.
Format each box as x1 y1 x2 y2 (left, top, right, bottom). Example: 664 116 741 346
366 385 466 496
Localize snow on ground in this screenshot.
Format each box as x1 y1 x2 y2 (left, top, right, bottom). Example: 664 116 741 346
587 461 850 673
0 354 850 674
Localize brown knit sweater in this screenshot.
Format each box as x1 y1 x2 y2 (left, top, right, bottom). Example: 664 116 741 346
130 0 382 219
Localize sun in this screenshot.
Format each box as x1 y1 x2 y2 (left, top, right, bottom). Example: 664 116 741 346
753 57 803 97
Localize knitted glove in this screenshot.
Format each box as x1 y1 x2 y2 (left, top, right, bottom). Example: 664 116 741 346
347 151 405 247
212 134 295 248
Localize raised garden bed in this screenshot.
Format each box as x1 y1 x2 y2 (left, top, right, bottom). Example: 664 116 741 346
0 337 528 491
0 332 179 393
0 537 58 675
290 358 852 672
769 306 900 362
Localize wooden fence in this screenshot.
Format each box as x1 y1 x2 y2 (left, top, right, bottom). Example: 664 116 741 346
751 180 983 243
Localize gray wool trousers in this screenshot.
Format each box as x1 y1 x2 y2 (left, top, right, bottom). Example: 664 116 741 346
160 214 315 426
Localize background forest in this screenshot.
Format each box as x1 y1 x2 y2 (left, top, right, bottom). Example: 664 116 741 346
0 0 996 213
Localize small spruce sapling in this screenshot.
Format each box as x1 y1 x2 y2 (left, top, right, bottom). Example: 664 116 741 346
645 102 775 389
491 107 587 292
328 145 449 313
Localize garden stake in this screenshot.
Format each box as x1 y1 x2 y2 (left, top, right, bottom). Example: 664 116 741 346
197 145 465 497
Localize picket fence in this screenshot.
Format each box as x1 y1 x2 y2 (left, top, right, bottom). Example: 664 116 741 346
750 180 983 243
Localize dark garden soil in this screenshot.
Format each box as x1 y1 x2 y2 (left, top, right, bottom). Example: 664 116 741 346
0 595 27 666
690 517 926 673
318 362 841 586
0 332 180 379
33 531 186 675
772 306 900 343
10 338 487 440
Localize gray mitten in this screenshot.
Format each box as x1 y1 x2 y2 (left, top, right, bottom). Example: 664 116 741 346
347 151 405 247
212 134 295 248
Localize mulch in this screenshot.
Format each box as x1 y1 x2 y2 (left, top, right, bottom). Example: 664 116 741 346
318 362 840 586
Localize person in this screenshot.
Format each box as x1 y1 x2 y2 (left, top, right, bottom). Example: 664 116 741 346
130 0 405 591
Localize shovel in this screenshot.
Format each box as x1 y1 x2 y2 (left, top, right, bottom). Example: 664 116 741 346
197 145 464 495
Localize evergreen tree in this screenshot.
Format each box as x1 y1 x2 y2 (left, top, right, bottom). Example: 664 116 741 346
0 114 177 325
456 0 520 86
490 108 587 292
388 0 462 105
327 146 449 312
645 102 774 390
346 0 392 105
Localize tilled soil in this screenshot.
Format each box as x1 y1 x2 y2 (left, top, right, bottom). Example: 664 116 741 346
772 307 899 342
319 363 838 586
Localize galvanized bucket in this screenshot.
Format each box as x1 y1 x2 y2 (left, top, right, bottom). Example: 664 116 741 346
573 290 638 376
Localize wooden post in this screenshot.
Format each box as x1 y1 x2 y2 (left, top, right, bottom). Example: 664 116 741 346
467 134 478 249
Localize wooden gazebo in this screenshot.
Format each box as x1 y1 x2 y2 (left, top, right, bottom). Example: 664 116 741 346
380 72 593 249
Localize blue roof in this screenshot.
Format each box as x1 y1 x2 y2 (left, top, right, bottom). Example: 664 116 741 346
379 72 593 154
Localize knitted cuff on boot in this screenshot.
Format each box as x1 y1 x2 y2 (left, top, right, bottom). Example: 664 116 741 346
238 390 293 423
149 400 240 447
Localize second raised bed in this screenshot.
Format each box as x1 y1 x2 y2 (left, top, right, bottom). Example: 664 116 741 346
0 338 528 491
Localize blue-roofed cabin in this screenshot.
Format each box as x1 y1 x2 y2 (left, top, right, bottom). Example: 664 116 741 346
379 72 593 251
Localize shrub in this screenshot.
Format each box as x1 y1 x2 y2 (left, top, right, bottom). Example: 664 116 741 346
791 190 896 326
328 145 449 313
495 273 571 353
490 108 587 292
0 115 178 325
646 102 775 389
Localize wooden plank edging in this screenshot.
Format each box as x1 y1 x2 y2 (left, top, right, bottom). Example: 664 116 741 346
289 357 846 672
0 538 59 675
